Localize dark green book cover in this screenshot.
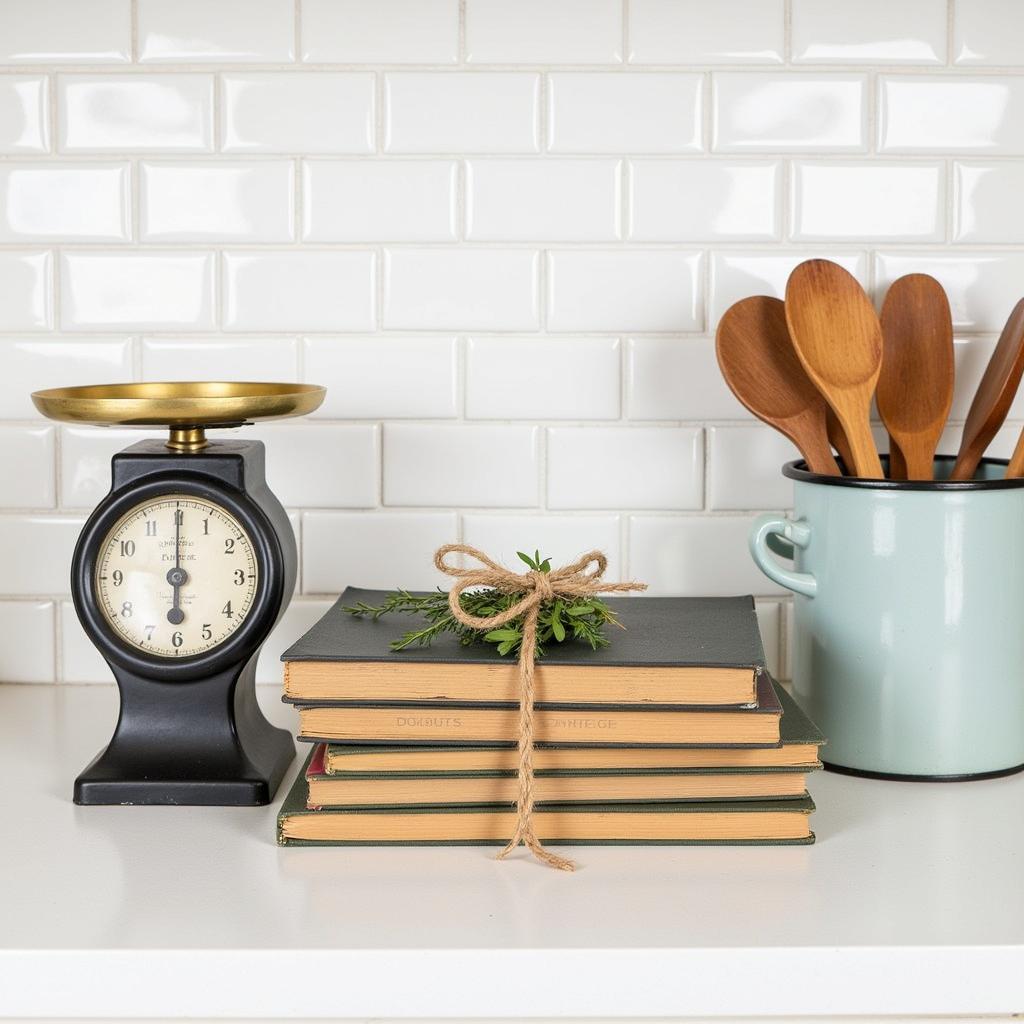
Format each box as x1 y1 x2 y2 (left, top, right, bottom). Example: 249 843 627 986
282 588 766 671
278 748 817 847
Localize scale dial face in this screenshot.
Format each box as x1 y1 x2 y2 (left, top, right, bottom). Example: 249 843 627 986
95 495 259 658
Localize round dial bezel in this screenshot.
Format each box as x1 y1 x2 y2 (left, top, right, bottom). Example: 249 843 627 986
94 494 260 658
73 475 284 681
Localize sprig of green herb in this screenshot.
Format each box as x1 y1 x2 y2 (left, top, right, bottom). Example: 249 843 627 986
344 550 622 658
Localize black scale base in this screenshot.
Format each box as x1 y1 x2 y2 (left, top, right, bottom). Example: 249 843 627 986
72 439 296 806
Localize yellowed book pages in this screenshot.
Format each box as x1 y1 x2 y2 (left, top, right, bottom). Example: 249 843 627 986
324 744 822 773
285 660 756 706
307 771 809 807
298 705 780 746
280 806 813 843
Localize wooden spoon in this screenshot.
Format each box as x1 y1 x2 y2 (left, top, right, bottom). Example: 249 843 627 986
784 260 884 479
716 296 839 476
877 274 954 481
949 297 1024 481
825 407 856 474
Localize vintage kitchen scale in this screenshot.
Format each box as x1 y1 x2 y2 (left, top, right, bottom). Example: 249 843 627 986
32 381 326 806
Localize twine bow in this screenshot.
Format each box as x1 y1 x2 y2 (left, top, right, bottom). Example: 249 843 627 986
434 544 647 871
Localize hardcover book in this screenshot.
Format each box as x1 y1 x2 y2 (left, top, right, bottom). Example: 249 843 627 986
282 589 766 707
320 680 823 773
293 668 782 747
278 749 816 846
304 742 813 807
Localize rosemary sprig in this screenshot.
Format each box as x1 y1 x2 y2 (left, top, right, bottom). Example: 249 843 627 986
344 550 623 658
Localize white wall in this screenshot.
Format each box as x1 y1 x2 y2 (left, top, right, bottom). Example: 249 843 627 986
1 0 1022 683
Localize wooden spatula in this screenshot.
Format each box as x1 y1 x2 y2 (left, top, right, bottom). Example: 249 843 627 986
716 296 839 476
784 260 884 479
877 274 954 481
949 298 1024 481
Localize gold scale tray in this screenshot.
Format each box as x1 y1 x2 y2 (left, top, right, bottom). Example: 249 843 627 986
31 382 326 451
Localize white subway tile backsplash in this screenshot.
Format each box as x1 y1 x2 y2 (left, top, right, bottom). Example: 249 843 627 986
629 0 784 65
383 424 540 507
707 426 797 511
384 73 540 154
875 252 1024 333
754 601 781 679
302 0 459 64
137 0 295 63
466 338 620 419
712 73 867 152
223 251 376 332
61 251 214 330
462 514 623 580
59 427 162 509
628 159 781 242
466 0 622 64
0 602 55 683
0 250 53 331
0 0 130 64
629 515 786 597
304 336 458 419
0 76 49 153
547 250 702 332
790 0 945 64
59 75 214 153
140 161 294 242
953 161 1024 243
879 76 1024 154
0 426 55 509
6 1 1024 682
221 73 375 154
467 159 621 242
0 163 130 242
142 336 298 381
548 73 703 154
627 337 753 421
0 338 133 419
302 511 458 592
302 161 457 243
258 423 379 508
954 0 1024 65
790 161 944 242
0 515 84 596
709 251 867 327
384 249 539 331
548 427 703 510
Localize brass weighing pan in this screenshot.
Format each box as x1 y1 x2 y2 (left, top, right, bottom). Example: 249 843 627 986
31 382 326 451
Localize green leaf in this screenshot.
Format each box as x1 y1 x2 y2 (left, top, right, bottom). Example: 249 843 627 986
517 550 537 570
496 638 518 656
484 628 521 642
550 600 565 641
539 558 551 573
565 603 595 616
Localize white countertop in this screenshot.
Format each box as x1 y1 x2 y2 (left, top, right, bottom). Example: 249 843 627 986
1 684 1022 1020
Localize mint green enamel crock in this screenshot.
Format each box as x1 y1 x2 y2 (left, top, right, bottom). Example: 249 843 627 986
750 456 1024 780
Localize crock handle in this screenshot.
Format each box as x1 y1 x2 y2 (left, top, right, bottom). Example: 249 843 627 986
749 514 817 598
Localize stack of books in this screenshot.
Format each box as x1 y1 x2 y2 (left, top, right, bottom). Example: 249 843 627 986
277 588 823 847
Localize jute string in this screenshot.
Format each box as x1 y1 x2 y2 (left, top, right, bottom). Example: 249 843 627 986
434 544 648 871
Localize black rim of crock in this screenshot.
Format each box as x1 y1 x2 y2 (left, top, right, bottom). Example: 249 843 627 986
783 455 1024 491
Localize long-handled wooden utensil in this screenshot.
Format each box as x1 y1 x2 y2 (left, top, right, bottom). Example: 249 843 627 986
784 260 884 478
877 274 955 481
716 296 840 476
949 298 1024 481
825 407 856 474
